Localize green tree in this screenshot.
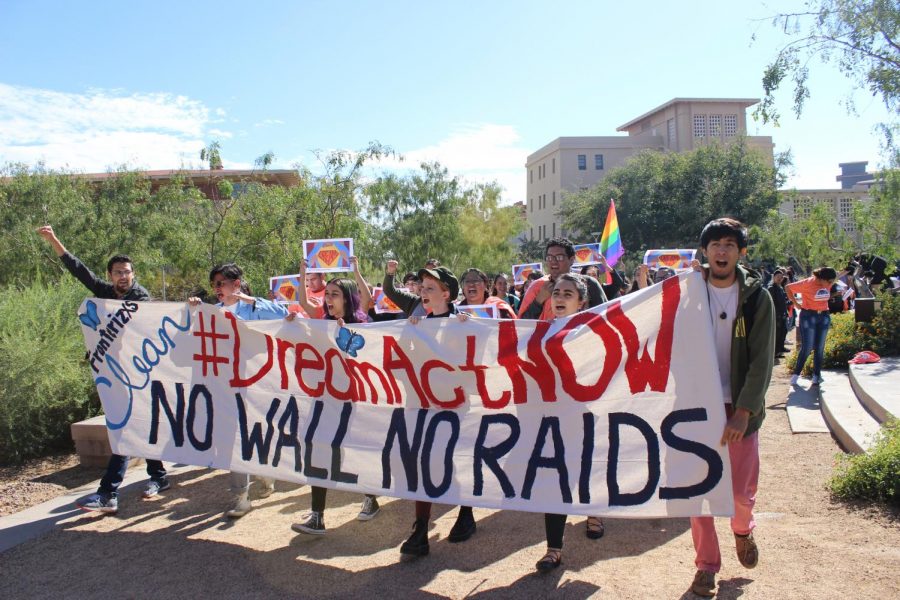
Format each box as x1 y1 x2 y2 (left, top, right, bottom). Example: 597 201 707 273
750 202 854 272
852 167 900 261
561 138 781 251
366 162 524 276
755 0 899 154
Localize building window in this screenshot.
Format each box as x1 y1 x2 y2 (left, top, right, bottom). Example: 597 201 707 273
552 190 556 205
794 197 812 219
724 114 737 137
530 227 534 240
577 154 586 170
594 154 604 170
552 158 556 174
530 169 533 183
693 115 706 138
667 118 676 148
839 198 855 232
709 114 721 138
529 198 533 212
552 222 556 237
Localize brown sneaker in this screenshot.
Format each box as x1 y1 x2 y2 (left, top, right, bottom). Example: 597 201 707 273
735 532 759 569
691 570 716 597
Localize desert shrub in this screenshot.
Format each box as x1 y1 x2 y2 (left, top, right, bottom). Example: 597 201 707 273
785 291 900 375
0 281 99 464
829 419 900 508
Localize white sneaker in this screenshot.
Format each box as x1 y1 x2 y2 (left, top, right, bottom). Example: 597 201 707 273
790 374 800 385
811 374 823 385
226 493 252 518
256 477 276 498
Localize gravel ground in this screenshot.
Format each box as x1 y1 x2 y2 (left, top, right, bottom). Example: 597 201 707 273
0 367 898 599
0 453 91 517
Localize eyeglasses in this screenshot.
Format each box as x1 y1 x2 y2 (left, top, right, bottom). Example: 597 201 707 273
462 278 484 285
111 269 133 277
211 279 234 288
545 254 569 263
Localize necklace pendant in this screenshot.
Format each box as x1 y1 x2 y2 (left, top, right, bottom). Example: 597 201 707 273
719 311 727 320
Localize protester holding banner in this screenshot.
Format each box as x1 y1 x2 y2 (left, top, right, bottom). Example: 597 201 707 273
785 267 838 387
535 272 605 573
689 218 774 598
459 268 517 319
490 273 520 311
36 225 169 514
189 263 289 518
398 265 477 559
289 258 382 535
518 238 607 320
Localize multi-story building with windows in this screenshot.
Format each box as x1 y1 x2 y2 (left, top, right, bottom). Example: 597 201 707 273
524 98 775 241
778 162 876 237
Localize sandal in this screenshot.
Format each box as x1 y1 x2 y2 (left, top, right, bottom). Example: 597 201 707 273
586 516 605 539
535 548 562 572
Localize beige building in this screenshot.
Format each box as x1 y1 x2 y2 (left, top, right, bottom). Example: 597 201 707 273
778 162 876 237
525 98 775 241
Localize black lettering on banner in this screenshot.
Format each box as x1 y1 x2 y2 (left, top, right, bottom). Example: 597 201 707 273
330 402 359 484
186 384 213 451
472 414 520 498
149 380 185 447
421 411 460 498
272 395 302 470
521 417 572 504
236 393 280 464
607 412 660 506
303 399 329 480
579 412 595 504
381 408 428 491
659 408 723 499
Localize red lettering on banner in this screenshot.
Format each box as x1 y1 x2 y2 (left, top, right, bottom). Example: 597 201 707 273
607 276 679 393
497 321 555 404
324 348 354 401
347 359 395 405
459 335 511 409
227 312 274 387
276 338 293 390
545 311 621 402
382 336 429 408
420 359 464 408
295 343 325 397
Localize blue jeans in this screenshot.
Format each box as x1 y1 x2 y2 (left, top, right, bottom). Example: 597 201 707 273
794 310 831 377
98 454 166 498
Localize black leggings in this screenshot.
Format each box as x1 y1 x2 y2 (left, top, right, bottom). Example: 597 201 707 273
310 486 375 513
544 513 566 549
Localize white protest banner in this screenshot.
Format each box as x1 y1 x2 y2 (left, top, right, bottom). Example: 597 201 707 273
79 272 733 517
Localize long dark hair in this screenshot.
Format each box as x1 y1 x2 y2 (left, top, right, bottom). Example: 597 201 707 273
324 278 368 323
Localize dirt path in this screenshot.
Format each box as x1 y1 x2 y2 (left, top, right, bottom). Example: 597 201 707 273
0 368 898 599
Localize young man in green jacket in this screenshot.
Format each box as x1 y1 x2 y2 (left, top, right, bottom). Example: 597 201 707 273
690 218 775 597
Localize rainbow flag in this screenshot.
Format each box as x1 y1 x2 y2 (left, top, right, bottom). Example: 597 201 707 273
600 199 624 268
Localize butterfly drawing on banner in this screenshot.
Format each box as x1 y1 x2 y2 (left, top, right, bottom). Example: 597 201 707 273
335 326 365 358
79 300 101 330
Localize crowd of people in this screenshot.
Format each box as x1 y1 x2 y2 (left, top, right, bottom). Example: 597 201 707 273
36 217 807 596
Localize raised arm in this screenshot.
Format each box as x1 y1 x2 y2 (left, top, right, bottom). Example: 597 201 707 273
382 260 422 315
296 259 321 317
350 256 373 311
36 225 114 297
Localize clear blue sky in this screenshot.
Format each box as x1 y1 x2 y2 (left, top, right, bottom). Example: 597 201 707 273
0 0 893 204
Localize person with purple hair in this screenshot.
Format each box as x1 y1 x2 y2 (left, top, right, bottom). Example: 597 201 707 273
288 256 381 535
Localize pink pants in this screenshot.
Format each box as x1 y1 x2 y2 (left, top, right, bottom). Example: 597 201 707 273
690 430 759 573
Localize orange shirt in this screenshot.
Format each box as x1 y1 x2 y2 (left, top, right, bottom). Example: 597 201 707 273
289 286 325 318
518 277 556 321
785 277 831 312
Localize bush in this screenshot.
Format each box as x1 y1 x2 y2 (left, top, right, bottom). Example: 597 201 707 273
0 281 99 464
785 290 900 375
829 419 900 507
